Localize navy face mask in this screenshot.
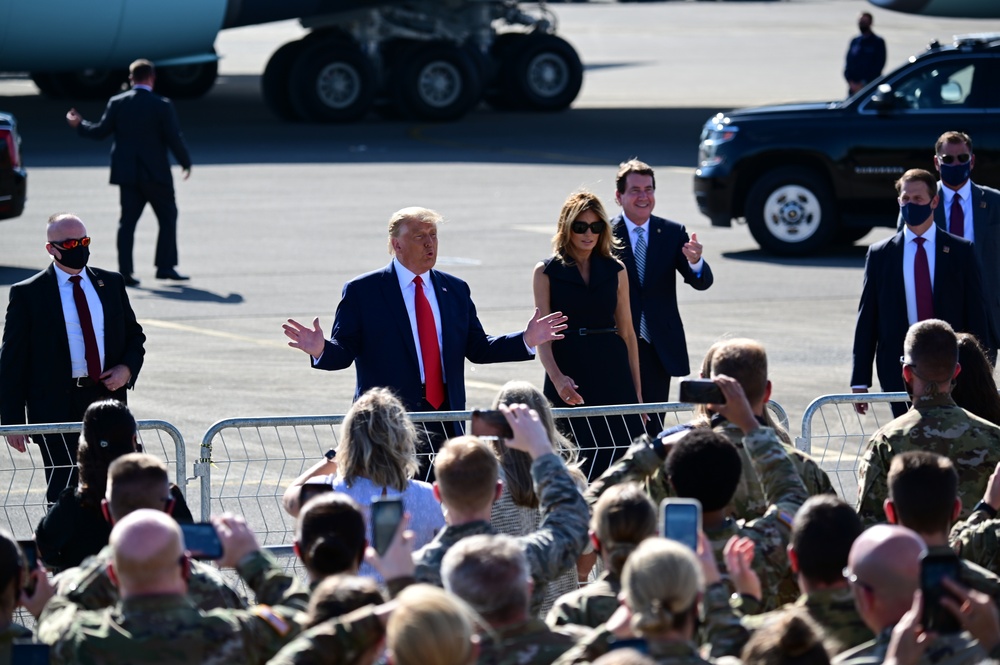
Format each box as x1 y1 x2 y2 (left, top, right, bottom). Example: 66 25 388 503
939 161 971 188
900 202 934 227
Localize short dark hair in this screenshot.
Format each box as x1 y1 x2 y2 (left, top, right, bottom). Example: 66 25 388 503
616 159 656 194
936 131 973 155
78 400 138 508
904 319 958 383
895 169 937 198
592 483 657 575
791 496 863 584
888 452 958 533
129 59 155 81
306 574 384 628
665 429 742 511
296 493 366 577
107 453 171 520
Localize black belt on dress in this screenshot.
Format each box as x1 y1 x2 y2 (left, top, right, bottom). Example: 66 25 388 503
567 327 618 336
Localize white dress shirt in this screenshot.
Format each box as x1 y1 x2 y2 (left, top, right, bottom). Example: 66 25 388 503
621 213 704 275
392 258 445 383
54 265 106 378
902 225 936 327
940 179 974 243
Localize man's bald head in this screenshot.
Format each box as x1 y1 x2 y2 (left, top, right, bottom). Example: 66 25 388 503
110 509 186 597
847 524 926 631
47 213 86 243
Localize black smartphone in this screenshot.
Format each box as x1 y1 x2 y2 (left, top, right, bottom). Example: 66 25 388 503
370 497 405 556
299 482 333 506
679 379 726 404
11 643 50 665
470 409 514 439
659 498 701 551
180 522 224 560
17 539 39 595
920 550 962 634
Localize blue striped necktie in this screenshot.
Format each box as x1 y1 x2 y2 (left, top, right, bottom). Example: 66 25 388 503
634 227 650 342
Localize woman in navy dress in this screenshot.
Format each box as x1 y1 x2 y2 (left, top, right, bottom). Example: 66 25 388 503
533 190 644 480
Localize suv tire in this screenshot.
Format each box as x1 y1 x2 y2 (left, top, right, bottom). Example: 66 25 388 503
746 167 836 255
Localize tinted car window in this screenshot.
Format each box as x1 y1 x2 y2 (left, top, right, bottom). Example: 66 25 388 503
887 58 990 110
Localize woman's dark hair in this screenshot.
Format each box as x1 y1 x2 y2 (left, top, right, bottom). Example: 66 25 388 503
77 400 138 508
0 530 25 620
296 493 367 579
306 574 385 628
741 612 830 665
952 333 1000 426
592 483 656 575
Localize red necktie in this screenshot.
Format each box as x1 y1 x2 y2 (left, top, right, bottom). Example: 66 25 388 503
950 193 964 238
914 237 934 322
413 276 444 409
69 275 103 381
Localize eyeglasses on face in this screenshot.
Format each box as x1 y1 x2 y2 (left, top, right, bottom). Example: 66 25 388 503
51 236 91 250
571 221 605 234
938 153 971 165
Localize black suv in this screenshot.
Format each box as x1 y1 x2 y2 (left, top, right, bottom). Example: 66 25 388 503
693 34 1000 255
0 111 26 220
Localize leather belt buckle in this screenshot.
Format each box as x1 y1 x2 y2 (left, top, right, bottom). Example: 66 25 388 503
74 376 96 388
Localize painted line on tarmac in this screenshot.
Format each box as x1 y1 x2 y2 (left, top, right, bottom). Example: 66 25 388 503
139 319 287 349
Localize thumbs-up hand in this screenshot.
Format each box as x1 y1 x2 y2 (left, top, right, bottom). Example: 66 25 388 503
683 232 703 264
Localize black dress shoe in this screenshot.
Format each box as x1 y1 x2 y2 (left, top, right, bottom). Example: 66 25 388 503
156 269 190 281
123 275 141 287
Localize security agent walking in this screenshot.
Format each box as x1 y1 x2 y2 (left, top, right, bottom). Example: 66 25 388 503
66 59 192 286
0 214 145 503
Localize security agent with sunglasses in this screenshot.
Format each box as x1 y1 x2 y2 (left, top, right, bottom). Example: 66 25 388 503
855 319 1000 529
896 132 1000 361
0 213 146 503
611 159 713 413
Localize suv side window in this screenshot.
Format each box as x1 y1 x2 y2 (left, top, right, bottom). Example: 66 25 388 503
880 57 992 111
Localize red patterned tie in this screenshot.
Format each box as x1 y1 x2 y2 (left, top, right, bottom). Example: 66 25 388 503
413 276 444 409
914 237 934 321
949 194 964 238
69 275 103 381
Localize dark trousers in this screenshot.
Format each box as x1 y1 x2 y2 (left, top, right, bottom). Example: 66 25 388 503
118 180 178 274
639 338 672 435
37 382 117 503
414 392 458 483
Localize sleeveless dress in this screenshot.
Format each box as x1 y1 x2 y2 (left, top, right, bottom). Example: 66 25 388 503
542 256 644 480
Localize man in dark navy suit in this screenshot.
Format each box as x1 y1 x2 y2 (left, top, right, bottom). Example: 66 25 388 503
852 169 990 417
0 214 145 502
66 59 192 286
283 207 566 465
611 159 714 411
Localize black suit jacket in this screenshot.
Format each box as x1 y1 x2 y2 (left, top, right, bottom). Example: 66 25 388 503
77 87 191 187
0 265 146 425
313 263 532 412
612 214 714 376
851 227 990 391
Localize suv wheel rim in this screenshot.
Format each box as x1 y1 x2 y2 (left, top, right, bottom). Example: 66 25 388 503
317 63 361 109
763 184 821 243
418 61 462 108
527 53 568 98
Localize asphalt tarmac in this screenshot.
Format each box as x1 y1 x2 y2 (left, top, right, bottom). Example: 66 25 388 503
1 0 997 520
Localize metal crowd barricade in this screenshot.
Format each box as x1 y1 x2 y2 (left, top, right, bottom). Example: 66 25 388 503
0 420 187 540
795 392 909 502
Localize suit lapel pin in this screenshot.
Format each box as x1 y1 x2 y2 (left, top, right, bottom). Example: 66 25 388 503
981 201 988 209
442 287 448 292
97 280 105 287
943 246 950 254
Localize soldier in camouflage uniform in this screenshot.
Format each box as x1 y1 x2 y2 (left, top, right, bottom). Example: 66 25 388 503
51 453 245 611
704 495 872 658
834 524 989 665
950 461 1000 576
413 405 589 615
548 483 657 630
26 510 309 665
442 534 575 665
587 376 809 612
856 320 1000 527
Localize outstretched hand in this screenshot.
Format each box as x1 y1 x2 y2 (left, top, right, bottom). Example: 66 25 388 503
682 233 703 264
523 308 568 348
283 317 326 358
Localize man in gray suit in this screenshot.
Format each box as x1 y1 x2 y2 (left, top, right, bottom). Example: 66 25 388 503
899 131 1000 357
66 59 192 286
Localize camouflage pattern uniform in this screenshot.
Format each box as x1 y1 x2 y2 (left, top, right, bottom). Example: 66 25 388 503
833 626 989 665
856 394 1000 527
546 570 621 630
553 624 737 665
267 605 385 665
53 544 246 611
37 550 309 665
705 585 872 658
587 427 809 612
477 618 576 665
413 452 590 614
950 507 1000 577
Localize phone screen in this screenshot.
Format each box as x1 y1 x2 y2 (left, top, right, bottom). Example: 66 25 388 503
371 498 404 556
678 380 726 404
299 482 333 507
470 409 514 440
660 499 701 551
180 522 224 560
17 539 38 595
921 554 962 633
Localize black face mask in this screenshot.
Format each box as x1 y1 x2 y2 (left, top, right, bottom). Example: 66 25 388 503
56 245 90 270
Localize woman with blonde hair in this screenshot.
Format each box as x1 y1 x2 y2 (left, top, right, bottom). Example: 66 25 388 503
533 189 644 481
387 585 479 665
